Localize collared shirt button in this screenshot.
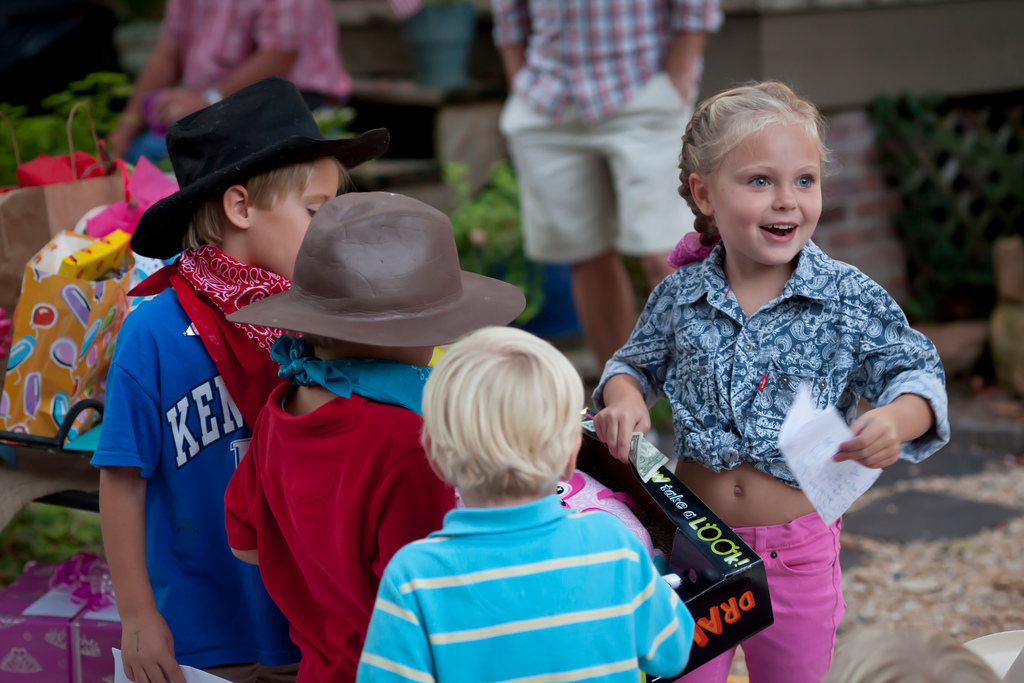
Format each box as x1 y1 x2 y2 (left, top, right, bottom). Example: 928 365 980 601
736 414 744 422
743 343 752 352
780 375 790 385
695 368 703 377
819 380 828 390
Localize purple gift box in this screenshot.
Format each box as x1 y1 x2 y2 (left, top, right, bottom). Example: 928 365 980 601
0 562 72 682
71 607 121 683
0 560 121 683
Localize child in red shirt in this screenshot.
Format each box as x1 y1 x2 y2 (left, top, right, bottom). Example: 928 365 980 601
223 191 526 683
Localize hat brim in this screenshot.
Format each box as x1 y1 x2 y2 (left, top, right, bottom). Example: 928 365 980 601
965 630 1024 679
226 271 527 347
130 128 390 259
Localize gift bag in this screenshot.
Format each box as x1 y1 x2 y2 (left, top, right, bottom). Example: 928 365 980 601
1 232 134 439
83 155 178 239
0 106 128 344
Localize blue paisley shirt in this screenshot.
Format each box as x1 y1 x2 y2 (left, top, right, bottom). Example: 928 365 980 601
594 241 950 487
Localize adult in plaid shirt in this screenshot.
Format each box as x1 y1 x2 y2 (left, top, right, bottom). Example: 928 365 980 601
107 0 423 161
493 0 723 368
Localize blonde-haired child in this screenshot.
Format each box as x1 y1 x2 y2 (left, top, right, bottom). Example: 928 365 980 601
184 156 346 250
424 326 582 503
224 191 533 682
94 78 388 683
594 81 949 683
356 326 696 683
824 625 1000 683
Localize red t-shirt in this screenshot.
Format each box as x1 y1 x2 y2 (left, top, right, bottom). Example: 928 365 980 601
225 383 455 683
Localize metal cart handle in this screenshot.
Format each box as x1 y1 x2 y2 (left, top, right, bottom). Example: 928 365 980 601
0 399 104 450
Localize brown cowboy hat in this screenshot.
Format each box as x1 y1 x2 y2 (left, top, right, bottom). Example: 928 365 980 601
227 192 526 346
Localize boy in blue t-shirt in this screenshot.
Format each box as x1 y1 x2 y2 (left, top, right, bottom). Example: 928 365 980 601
357 327 695 683
91 77 388 683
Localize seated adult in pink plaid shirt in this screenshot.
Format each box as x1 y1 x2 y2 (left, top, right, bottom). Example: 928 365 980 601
108 0 421 160
492 0 723 369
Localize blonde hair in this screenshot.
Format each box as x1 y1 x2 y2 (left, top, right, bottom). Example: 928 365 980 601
678 80 831 246
422 327 584 501
824 625 1001 683
184 156 349 249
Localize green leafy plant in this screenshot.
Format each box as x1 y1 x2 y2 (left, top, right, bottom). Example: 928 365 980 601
106 0 168 21
0 72 132 187
649 399 673 432
0 72 357 186
313 106 357 140
445 160 544 323
0 504 103 589
872 93 1024 322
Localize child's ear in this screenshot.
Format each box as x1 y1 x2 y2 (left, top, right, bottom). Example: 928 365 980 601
561 434 582 481
689 172 715 217
222 185 252 230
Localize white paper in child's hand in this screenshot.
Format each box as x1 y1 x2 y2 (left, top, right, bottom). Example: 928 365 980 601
778 383 881 525
112 649 231 683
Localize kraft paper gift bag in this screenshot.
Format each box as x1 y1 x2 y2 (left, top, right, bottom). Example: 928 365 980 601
1 232 134 440
0 105 128 341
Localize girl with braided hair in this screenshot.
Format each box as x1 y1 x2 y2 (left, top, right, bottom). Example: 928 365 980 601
593 81 949 683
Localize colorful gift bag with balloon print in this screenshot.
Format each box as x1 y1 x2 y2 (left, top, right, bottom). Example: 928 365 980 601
1 235 134 440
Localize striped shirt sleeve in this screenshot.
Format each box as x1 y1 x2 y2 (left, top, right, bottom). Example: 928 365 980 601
670 0 725 34
357 563 436 683
632 541 695 677
491 0 531 46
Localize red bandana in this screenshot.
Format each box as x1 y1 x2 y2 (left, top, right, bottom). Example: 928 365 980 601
130 246 289 428
176 246 289 353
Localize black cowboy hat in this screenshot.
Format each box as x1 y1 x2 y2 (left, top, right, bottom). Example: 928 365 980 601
228 192 526 347
130 77 389 259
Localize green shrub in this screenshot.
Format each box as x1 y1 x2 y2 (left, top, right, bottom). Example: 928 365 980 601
445 160 545 323
0 73 132 188
0 504 103 589
0 72 357 187
872 93 1024 322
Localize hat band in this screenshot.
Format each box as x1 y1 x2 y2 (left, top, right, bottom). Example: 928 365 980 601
290 284 465 322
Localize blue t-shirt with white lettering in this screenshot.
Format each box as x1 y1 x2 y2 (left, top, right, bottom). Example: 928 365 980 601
92 290 298 669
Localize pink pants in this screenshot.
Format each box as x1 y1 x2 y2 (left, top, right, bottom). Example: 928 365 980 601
676 512 845 683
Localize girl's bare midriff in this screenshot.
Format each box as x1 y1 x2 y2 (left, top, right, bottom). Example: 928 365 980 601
675 461 815 529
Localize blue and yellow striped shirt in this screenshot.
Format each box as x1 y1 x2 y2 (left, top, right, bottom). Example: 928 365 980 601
357 495 694 683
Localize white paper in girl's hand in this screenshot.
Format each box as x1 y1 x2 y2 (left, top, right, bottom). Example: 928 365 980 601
778 383 881 525
112 649 231 683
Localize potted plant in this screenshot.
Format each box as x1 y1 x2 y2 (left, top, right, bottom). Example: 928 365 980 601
446 160 582 337
991 236 1024 395
401 0 476 89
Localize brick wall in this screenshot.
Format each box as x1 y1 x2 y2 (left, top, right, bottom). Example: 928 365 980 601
814 109 909 301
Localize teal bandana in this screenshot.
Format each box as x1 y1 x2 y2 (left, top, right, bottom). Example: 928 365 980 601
270 335 431 415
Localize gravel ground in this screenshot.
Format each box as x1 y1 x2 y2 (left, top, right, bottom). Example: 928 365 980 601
725 456 1024 678
839 455 1024 640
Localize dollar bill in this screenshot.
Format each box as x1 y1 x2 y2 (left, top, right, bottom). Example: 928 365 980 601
629 431 669 483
